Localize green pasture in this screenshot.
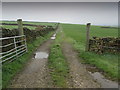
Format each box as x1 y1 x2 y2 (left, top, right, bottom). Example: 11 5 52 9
0 21 57 30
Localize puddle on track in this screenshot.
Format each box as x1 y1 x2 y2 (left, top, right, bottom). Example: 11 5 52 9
89 72 118 88
35 52 49 59
51 33 56 40
53 34 56 37
51 37 56 40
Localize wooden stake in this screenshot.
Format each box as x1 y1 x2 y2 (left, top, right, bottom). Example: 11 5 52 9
17 19 24 35
85 23 91 51
17 19 24 45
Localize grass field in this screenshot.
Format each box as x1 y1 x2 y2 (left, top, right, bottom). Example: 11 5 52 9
62 23 119 80
0 25 36 30
0 21 57 30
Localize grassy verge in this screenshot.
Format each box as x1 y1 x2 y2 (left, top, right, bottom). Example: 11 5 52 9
62 23 119 80
73 40 118 80
2 31 54 88
48 29 69 87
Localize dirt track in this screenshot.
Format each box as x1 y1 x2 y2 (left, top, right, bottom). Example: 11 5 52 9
62 42 100 88
9 25 101 88
9 40 54 88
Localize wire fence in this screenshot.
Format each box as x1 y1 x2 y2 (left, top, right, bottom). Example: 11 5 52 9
0 35 27 63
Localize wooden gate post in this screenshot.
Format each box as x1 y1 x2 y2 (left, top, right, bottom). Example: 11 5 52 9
17 19 24 45
17 19 24 35
85 23 91 51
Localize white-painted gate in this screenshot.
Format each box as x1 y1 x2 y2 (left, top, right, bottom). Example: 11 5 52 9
0 35 27 63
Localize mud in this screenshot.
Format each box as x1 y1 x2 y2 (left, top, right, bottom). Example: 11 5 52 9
89 72 118 88
62 42 100 88
9 40 54 88
85 64 119 88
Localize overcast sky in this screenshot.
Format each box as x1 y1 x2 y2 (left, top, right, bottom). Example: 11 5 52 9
2 2 118 26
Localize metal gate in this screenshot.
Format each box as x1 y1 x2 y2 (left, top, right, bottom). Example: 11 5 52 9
0 35 27 63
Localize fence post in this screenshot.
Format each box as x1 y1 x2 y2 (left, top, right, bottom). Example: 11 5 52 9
17 19 24 36
85 23 91 51
17 19 24 46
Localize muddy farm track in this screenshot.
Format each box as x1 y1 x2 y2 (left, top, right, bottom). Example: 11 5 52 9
61 42 100 88
7 25 118 88
9 40 54 88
